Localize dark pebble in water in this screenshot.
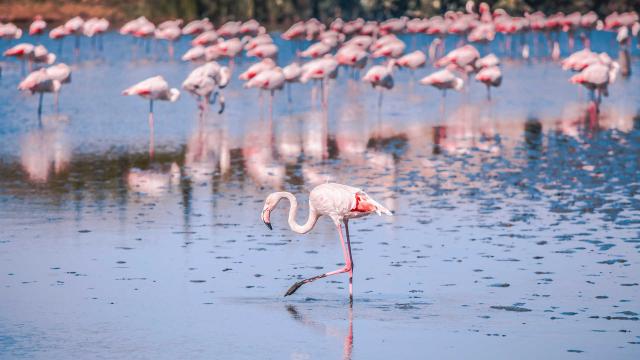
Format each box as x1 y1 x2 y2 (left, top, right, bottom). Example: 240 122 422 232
222 268 232 272
489 283 510 288
602 316 639 321
190 280 206 283
621 283 638 286
561 312 578 316
567 349 584 353
115 247 134 250
618 311 638 316
254 274 262 277
597 259 627 265
116 261 126 264
595 296 608 299
491 305 532 312
78 230 91 233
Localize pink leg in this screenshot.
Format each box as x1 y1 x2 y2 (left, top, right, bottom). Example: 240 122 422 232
344 220 354 302
285 223 353 299
148 101 155 159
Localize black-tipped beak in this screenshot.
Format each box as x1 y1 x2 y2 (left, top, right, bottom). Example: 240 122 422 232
262 210 272 230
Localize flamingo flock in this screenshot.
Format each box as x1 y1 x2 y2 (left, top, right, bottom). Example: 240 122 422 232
1 3 638 301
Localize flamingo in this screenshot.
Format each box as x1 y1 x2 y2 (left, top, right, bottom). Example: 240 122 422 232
396 50 427 74
29 16 47 37
18 68 62 117
247 43 278 59
261 183 392 302
570 60 619 110
45 63 71 109
475 65 502 99
154 22 182 58
239 58 276 81
282 62 302 101
244 67 285 119
420 68 465 97
336 45 368 78
182 18 213 36
300 42 332 58
122 76 180 157
240 19 263 36
82 18 109 50
192 30 219 46
64 16 85 55
0 22 23 39
182 62 231 113
300 56 339 107
363 60 396 109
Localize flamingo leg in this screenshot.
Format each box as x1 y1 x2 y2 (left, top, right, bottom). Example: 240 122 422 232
148 100 155 159
218 92 225 114
285 223 353 299
344 220 354 303
37 92 43 117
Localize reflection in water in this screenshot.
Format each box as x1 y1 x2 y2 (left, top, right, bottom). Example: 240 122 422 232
286 305 353 360
4 105 640 229
20 115 71 182
126 163 180 196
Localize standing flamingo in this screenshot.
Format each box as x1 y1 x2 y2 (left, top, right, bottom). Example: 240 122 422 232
363 60 396 110
261 183 392 302
182 62 231 113
18 68 61 117
122 76 180 157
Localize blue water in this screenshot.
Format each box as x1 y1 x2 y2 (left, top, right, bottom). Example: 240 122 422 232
0 30 639 359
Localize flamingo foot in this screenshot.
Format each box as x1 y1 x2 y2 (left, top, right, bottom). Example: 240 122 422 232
285 281 305 296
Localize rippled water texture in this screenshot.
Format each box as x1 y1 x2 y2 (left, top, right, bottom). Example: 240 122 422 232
0 32 639 359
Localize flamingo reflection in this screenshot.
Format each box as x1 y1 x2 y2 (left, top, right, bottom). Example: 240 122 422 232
20 115 71 182
286 305 353 360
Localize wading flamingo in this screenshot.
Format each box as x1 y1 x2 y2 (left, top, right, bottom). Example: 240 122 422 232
261 183 392 302
122 76 180 157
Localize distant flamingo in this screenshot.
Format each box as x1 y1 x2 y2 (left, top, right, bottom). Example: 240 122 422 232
244 67 285 120
363 60 395 109
420 68 465 97
29 16 47 37
18 68 61 117
475 65 502 99
122 76 180 157
261 183 391 301
183 62 231 113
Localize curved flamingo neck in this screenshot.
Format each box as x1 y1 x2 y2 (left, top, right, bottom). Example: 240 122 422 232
274 192 319 234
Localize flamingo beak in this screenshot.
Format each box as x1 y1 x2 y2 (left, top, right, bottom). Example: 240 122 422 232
262 209 272 230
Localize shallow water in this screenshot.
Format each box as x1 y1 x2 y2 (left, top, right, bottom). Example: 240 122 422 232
0 31 639 359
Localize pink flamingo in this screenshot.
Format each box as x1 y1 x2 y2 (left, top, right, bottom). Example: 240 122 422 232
397 50 427 73
192 30 219 46
155 20 182 58
239 58 276 81
300 56 339 107
29 16 47 37
299 42 332 58
182 62 231 113
0 22 22 39
246 43 278 59
244 67 285 120
122 76 180 157
181 18 213 36
475 65 502 99
261 183 392 302
282 62 302 102
363 60 396 110
420 68 465 97
18 68 62 117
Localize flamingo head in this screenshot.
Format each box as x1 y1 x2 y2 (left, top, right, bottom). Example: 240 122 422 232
261 194 280 230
